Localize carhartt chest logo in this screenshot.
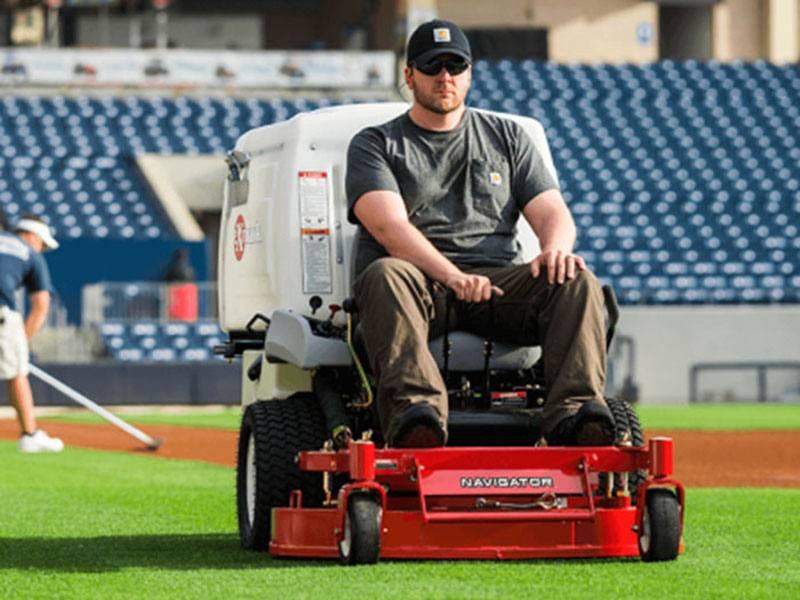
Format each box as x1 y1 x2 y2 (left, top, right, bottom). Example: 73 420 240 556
489 171 503 186
433 28 451 43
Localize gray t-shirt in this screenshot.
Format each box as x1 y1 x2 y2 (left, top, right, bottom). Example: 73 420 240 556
346 109 557 278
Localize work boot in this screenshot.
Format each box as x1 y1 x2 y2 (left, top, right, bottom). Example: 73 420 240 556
547 401 614 447
19 430 65 453
390 403 446 448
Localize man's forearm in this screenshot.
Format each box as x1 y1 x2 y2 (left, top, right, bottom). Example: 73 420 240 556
24 310 47 341
372 220 462 283
534 207 576 253
25 293 50 341
522 190 578 254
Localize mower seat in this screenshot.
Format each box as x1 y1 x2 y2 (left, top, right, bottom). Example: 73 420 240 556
428 332 540 372
349 323 539 372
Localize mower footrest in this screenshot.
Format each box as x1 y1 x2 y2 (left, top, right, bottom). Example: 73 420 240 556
270 506 641 560
423 508 596 523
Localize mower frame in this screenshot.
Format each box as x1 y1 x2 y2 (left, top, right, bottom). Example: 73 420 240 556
269 436 684 561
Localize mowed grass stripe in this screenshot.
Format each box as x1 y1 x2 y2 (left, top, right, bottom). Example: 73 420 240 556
41 407 243 430
1 441 798 599
41 402 800 432
637 403 800 431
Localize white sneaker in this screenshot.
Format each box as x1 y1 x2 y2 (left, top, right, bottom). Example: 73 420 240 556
19 430 65 453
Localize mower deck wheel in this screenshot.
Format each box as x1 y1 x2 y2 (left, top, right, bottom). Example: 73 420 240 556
339 494 382 565
638 488 681 561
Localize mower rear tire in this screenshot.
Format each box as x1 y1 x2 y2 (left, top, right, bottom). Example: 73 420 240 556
638 489 681 562
339 494 382 565
236 395 326 551
603 397 646 502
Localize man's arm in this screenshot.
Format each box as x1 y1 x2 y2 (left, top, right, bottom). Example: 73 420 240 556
354 191 502 302
522 189 586 285
25 290 50 341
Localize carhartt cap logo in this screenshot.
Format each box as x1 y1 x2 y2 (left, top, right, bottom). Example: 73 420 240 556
433 28 451 43
490 171 503 186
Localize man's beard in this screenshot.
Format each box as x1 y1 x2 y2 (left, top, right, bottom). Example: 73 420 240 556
412 86 463 115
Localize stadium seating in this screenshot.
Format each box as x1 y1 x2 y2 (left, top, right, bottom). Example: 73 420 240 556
96 320 225 362
0 96 338 239
2 61 798 307
469 60 800 304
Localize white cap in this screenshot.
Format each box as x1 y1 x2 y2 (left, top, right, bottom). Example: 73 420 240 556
15 218 59 251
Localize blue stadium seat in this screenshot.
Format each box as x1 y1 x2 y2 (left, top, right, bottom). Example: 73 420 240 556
96 320 224 361
466 60 800 304
0 95 360 241
3 64 799 305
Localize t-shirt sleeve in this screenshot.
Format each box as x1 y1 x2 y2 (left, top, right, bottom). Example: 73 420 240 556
23 252 52 295
510 123 559 210
345 128 401 225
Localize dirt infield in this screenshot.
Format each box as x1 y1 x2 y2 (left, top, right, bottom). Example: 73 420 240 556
0 420 236 467
1 420 798 488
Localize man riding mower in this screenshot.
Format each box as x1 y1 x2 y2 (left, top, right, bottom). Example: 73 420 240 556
216 103 683 564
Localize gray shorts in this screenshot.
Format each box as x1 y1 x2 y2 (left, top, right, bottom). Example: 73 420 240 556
0 306 29 380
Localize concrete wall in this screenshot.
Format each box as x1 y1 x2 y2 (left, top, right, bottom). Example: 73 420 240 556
617 306 800 404
136 155 205 241
139 154 225 213
713 0 766 61
437 0 658 63
660 5 712 60
435 0 800 62
76 14 263 49
767 0 800 62
543 0 658 63
0 362 240 407
76 1 399 51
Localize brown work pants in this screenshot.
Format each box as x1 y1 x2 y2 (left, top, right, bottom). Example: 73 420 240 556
353 257 607 444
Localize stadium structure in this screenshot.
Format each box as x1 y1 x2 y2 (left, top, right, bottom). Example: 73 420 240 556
0 0 798 407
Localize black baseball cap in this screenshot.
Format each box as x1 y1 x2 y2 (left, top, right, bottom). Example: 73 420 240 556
406 19 472 66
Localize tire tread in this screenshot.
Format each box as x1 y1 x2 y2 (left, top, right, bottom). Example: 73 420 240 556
236 395 326 550
640 489 682 562
603 397 646 502
341 494 381 565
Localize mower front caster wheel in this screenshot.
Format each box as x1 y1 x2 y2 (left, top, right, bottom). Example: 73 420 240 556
638 489 681 561
339 494 382 565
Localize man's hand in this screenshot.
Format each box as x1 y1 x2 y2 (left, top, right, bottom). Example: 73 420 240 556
522 190 584 285
530 249 586 285
445 272 504 303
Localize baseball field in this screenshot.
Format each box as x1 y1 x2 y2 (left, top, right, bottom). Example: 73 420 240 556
1 403 799 599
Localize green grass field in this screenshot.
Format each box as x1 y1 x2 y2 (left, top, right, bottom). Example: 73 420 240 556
41 402 800 432
1 440 798 600
41 407 243 430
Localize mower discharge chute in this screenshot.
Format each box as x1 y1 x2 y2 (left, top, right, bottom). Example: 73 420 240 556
216 103 684 563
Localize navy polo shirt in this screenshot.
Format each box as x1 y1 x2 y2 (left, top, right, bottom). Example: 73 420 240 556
0 231 52 309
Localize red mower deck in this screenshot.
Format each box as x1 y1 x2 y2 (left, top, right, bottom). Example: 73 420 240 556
269 437 684 561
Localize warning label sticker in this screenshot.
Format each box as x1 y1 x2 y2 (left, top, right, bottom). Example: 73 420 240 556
299 171 329 227
301 233 332 293
298 171 332 293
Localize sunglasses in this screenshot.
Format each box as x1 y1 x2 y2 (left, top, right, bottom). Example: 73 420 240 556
414 58 470 77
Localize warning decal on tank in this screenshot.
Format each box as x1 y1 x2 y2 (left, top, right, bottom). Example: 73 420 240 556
233 214 246 261
298 171 332 293
233 214 263 262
